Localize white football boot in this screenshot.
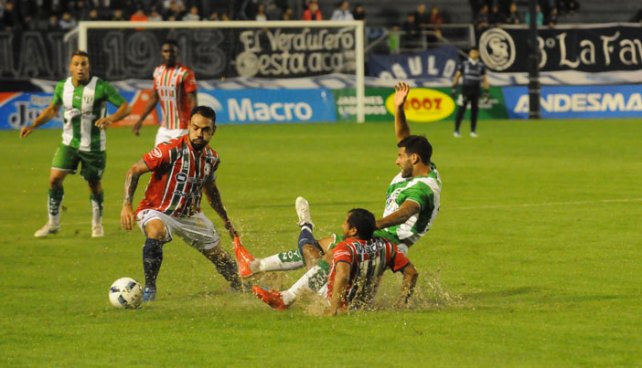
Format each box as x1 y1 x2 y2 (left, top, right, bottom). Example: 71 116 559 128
34 223 60 238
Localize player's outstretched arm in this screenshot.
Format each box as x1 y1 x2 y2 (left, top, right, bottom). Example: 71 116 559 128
132 91 159 136
393 82 411 142
121 159 149 231
397 262 418 307
204 180 237 239
324 261 350 316
19 102 61 139
96 101 131 129
375 200 420 230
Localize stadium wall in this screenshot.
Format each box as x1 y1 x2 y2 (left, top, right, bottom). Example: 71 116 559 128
1 23 641 128
3 83 642 131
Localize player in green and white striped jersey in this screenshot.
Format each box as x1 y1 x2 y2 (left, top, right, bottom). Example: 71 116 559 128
238 82 442 309
20 51 130 238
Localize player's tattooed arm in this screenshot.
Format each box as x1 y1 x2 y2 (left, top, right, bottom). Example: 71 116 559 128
375 200 420 230
121 160 149 230
204 180 237 238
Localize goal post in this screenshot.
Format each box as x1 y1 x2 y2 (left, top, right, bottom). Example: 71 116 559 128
74 20 366 123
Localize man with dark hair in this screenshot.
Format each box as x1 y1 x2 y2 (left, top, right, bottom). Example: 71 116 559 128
132 39 198 146
241 82 441 310
247 208 419 315
325 208 418 315
121 106 243 302
20 50 131 238
451 47 490 138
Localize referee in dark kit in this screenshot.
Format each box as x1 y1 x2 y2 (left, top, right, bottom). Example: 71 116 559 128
451 48 490 138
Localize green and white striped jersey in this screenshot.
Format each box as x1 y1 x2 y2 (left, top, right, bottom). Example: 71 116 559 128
375 163 442 247
52 76 126 152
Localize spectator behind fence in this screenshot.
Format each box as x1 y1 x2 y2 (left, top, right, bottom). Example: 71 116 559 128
504 2 520 24
489 4 505 25
524 4 543 25
182 5 201 21
353 3 365 20
547 6 558 26
401 12 421 49
331 0 353 21
130 6 149 22
414 3 430 30
47 14 61 30
302 0 323 20
2 1 23 31
59 11 77 30
112 8 126 21
255 3 268 21
476 5 489 33
74 0 92 21
149 7 163 21
164 0 185 20
281 6 294 20
429 6 444 30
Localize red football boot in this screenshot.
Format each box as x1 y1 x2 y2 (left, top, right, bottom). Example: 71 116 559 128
252 286 290 310
233 236 255 278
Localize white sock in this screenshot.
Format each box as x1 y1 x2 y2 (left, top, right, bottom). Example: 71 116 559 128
257 253 305 272
281 265 328 305
91 199 102 225
48 213 61 227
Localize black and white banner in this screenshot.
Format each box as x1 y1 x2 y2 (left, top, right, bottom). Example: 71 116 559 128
479 23 642 73
0 27 357 82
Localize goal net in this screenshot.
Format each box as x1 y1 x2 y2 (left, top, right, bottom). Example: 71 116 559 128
71 20 366 122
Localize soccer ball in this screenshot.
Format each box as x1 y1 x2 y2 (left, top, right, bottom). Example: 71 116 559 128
109 277 143 309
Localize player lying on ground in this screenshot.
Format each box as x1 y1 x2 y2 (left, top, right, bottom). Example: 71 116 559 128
121 106 243 301
20 50 131 238
252 208 419 314
235 82 441 308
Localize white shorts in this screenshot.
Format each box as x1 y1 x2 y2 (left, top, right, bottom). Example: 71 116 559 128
155 127 188 146
136 209 220 250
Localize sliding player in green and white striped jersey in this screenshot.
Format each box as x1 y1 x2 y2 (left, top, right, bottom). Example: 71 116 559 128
20 50 130 238
239 82 442 310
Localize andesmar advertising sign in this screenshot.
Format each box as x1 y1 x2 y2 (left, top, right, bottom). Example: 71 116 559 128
503 85 642 119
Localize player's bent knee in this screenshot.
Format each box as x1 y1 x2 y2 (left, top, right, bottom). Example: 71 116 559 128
301 244 321 267
144 219 168 240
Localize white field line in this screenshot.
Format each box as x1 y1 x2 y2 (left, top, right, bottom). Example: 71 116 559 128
450 198 642 211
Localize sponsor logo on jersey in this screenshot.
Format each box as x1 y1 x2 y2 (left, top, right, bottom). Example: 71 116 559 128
385 88 455 123
479 28 516 71
150 147 162 158
176 172 187 183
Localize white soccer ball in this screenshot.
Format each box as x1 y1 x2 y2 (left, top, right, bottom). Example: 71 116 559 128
109 277 143 309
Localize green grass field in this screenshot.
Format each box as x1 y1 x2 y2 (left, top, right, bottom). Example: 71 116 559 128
1 118 641 367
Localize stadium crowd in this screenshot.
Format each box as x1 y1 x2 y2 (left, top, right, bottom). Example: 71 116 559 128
0 0 370 30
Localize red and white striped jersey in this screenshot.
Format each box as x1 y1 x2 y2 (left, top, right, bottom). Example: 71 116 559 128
136 135 219 218
152 63 197 130
327 237 411 309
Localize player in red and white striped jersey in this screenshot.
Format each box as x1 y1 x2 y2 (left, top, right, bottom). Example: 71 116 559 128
132 39 198 146
121 106 242 302
325 209 418 315
253 209 419 314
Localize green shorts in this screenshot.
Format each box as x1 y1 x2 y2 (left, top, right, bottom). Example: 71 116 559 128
51 144 106 181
